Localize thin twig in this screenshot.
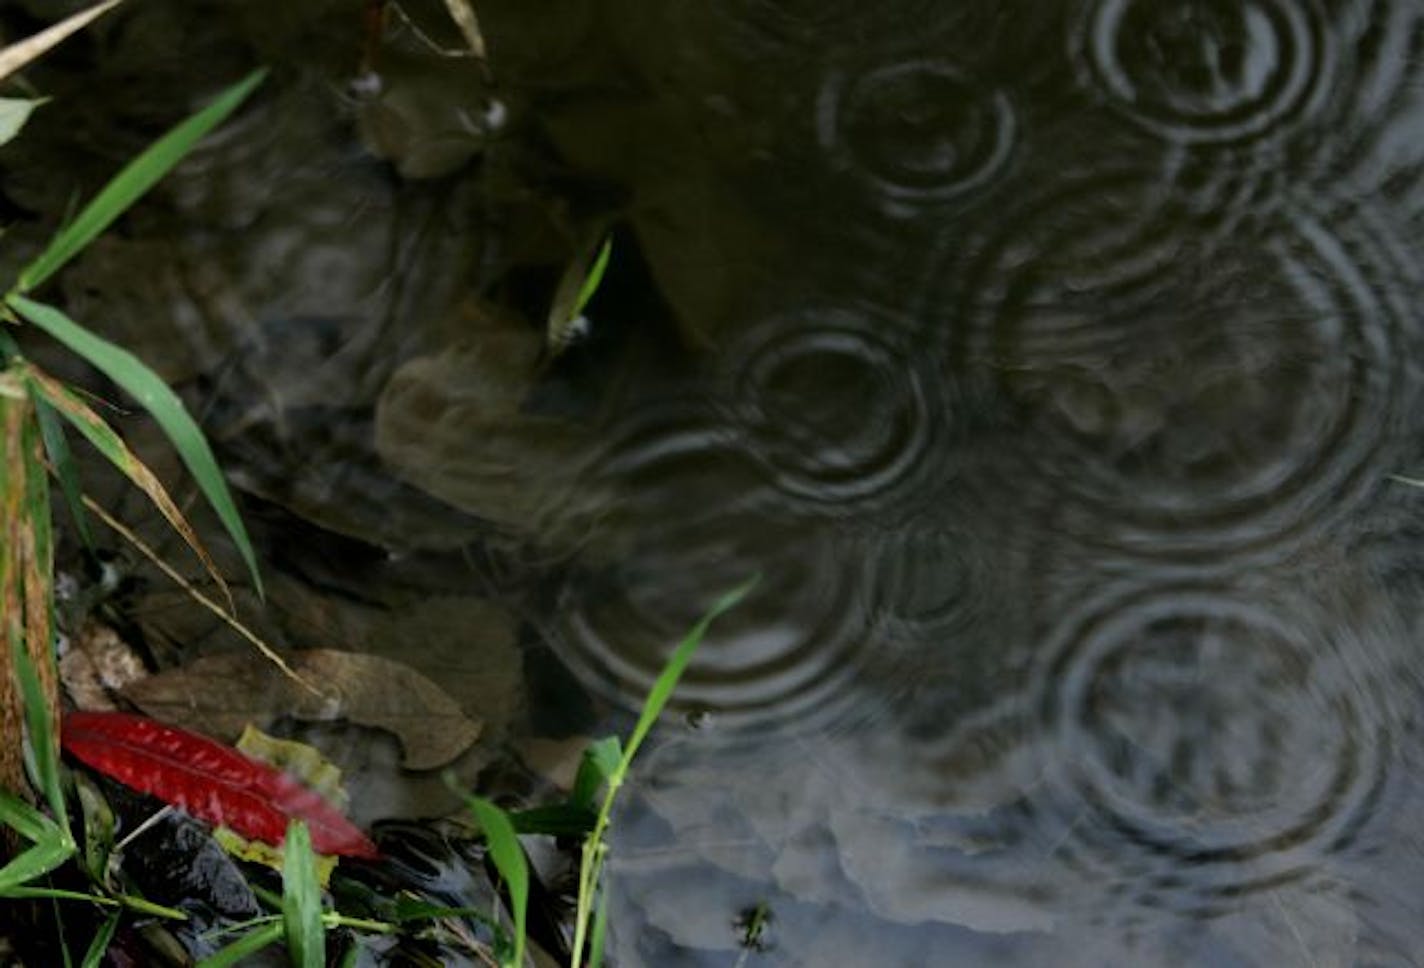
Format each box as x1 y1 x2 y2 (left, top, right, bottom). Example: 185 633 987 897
79 494 322 696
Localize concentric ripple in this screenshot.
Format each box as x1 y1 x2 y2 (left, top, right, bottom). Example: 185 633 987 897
725 309 950 521
817 58 1016 208
944 186 1408 560
1031 583 1394 909
1072 0 1331 145
551 515 879 735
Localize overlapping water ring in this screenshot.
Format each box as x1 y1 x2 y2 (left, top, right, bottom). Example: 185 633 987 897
817 57 1016 209
1030 583 1394 909
724 308 951 522
1071 0 1332 145
550 515 881 735
943 180 1408 560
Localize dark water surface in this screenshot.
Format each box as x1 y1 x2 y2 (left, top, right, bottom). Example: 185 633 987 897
7 0 1424 964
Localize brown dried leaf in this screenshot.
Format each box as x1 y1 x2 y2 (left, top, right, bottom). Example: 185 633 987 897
123 649 482 770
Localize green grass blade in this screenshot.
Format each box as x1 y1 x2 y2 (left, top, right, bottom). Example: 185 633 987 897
15 69 266 293
12 302 262 597
34 396 94 552
507 803 595 837
620 575 759 770
587 892 610 968
1 886 115 904
80 912 119 968
281 820 325 968
572 237 613 319
0 98 46 148
12 633 67 828
0 790 55 841
464 796 527 968
0 830 74 892
195 922 284 968
571 737 621 811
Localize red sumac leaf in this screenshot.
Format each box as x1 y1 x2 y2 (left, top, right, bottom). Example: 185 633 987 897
62 711 379 859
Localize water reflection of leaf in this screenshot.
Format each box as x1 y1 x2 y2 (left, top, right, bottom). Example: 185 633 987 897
123 649 483 771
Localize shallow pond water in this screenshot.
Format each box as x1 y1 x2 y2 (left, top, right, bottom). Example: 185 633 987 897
7 0 1424 965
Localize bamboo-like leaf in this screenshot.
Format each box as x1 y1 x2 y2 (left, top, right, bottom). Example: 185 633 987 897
195 922 284 968
0 0 123 83
621 575 759 769
1 381 30 799
546 234 612 355
588 895 610 968
571 737 620 811
74 772 113 884
13 635 67 829
15 68 265 293
0 98 47 148
80 912 120 968
463 795 527 968
282 820 325 968
18 400 60 787
19 357 246 605
0 790 54 842
34 396 94 552
0 828 73 893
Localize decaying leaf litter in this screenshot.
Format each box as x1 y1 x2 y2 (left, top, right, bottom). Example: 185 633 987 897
0 2 771 965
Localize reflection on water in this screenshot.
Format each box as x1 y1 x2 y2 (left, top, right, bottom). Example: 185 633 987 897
10 0 1424 963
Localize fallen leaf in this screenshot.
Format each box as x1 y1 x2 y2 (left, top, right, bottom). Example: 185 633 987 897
214 726 356 884
61 710 379 858
123 649 483 770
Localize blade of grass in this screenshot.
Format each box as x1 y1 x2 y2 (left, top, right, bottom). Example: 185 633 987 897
18 399 60 782
571 737 620 812
15 68 265 292
462 796 527 968
19 353 248 606
572 237 613 320
570 575 759 967
587 893 609 968
0 0 123 83
0 830 73 892
79 912 119 968
1 378 31 800
12 634 67 829
34 396 94 552
620 574 759 772
0 791 56 841
196 922 284 968
281 820 325 968
52 893 73 968
546 235 612 354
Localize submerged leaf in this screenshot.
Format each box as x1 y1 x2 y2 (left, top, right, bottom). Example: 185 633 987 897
123 649 483 770
61 711 379 858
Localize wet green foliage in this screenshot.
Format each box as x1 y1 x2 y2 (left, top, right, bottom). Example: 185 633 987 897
282 821 327 968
